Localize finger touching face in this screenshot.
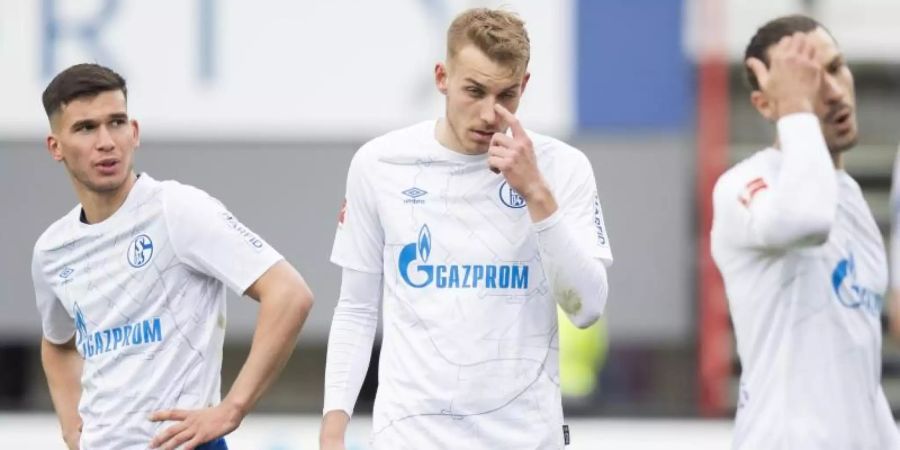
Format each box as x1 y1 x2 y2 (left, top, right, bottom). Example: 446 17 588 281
442 45 529 153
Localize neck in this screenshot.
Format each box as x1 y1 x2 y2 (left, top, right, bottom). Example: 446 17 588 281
831 152 844 170
75 172 138 224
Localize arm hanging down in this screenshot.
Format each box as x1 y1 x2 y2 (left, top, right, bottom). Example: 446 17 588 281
320 268 381 448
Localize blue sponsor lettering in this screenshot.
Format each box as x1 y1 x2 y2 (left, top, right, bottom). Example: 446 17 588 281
143 318 163 343
831 253 884 317
398 225 528 290
76 317 163 359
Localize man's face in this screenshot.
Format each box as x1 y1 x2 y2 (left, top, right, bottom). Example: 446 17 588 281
770 27 858 152
436 44 529 154
47 90 139 194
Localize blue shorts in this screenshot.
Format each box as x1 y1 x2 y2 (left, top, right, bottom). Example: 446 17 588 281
196 437 228 450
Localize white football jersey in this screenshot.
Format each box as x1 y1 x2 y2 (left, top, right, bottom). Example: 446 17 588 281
32 174 282 450
331 121 612 449
712 149 900 450
891 146 900 291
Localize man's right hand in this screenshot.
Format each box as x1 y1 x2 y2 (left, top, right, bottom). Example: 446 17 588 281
319 410 350 450
746 31 822 119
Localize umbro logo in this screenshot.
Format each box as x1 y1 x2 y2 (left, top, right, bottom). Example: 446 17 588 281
402 187 427 205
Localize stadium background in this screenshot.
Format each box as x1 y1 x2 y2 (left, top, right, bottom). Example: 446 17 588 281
0 0 898 448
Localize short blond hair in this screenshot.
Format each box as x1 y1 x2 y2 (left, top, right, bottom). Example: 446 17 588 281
447 8 530 74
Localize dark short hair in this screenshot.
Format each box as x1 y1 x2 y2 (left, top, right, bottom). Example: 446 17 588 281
744 15 828 91
42 63 127 119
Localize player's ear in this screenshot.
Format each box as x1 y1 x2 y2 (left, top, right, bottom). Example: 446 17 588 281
46 134 63 162
131 119 141 148
520 71 531 96
750 90 776 122
435 62 448 95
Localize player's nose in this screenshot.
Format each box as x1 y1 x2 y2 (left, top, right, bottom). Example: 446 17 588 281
479 99 498 126
95 124 116 152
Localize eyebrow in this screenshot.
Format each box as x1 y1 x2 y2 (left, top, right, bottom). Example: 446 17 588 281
69 112 128 131
463 77 520 92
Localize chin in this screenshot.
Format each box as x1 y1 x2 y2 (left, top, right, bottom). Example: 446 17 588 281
829 134 858 153
88 175 129 193
465 141 489 154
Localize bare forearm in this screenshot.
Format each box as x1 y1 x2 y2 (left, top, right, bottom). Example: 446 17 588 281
320 410 351 445
225 285 312 415
41 337 83 446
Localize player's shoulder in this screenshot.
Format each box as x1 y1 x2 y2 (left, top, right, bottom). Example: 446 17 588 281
352 120 434 168
528 129 591 168
33 205 82 257
157 179 225 217
158 178 213 199
714 148 780 200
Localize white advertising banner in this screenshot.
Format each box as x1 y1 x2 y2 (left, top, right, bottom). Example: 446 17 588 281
0 0 573 139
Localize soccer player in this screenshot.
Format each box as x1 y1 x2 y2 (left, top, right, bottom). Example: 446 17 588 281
711 15 900 449
319 8 612 449
33 63 314 450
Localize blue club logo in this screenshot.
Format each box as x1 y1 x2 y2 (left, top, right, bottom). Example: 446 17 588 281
128 234 154 268
499 181 526 209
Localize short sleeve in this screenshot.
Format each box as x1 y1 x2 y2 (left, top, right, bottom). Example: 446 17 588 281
330 145 385 273
712 164 783 251
555 151 613 265
32 247 75 344
163 183 283 295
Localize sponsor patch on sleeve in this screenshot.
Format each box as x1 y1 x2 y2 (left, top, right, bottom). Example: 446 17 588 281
738 177 768 207
337 198 347 228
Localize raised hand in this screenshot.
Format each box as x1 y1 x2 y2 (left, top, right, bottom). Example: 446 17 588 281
746 31 822 119
488 104 547 200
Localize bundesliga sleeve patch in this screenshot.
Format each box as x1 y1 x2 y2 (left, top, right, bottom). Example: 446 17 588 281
337 199 347 228
738 177 768 207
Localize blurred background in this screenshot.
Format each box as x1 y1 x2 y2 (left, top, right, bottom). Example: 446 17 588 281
1 0 898 448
